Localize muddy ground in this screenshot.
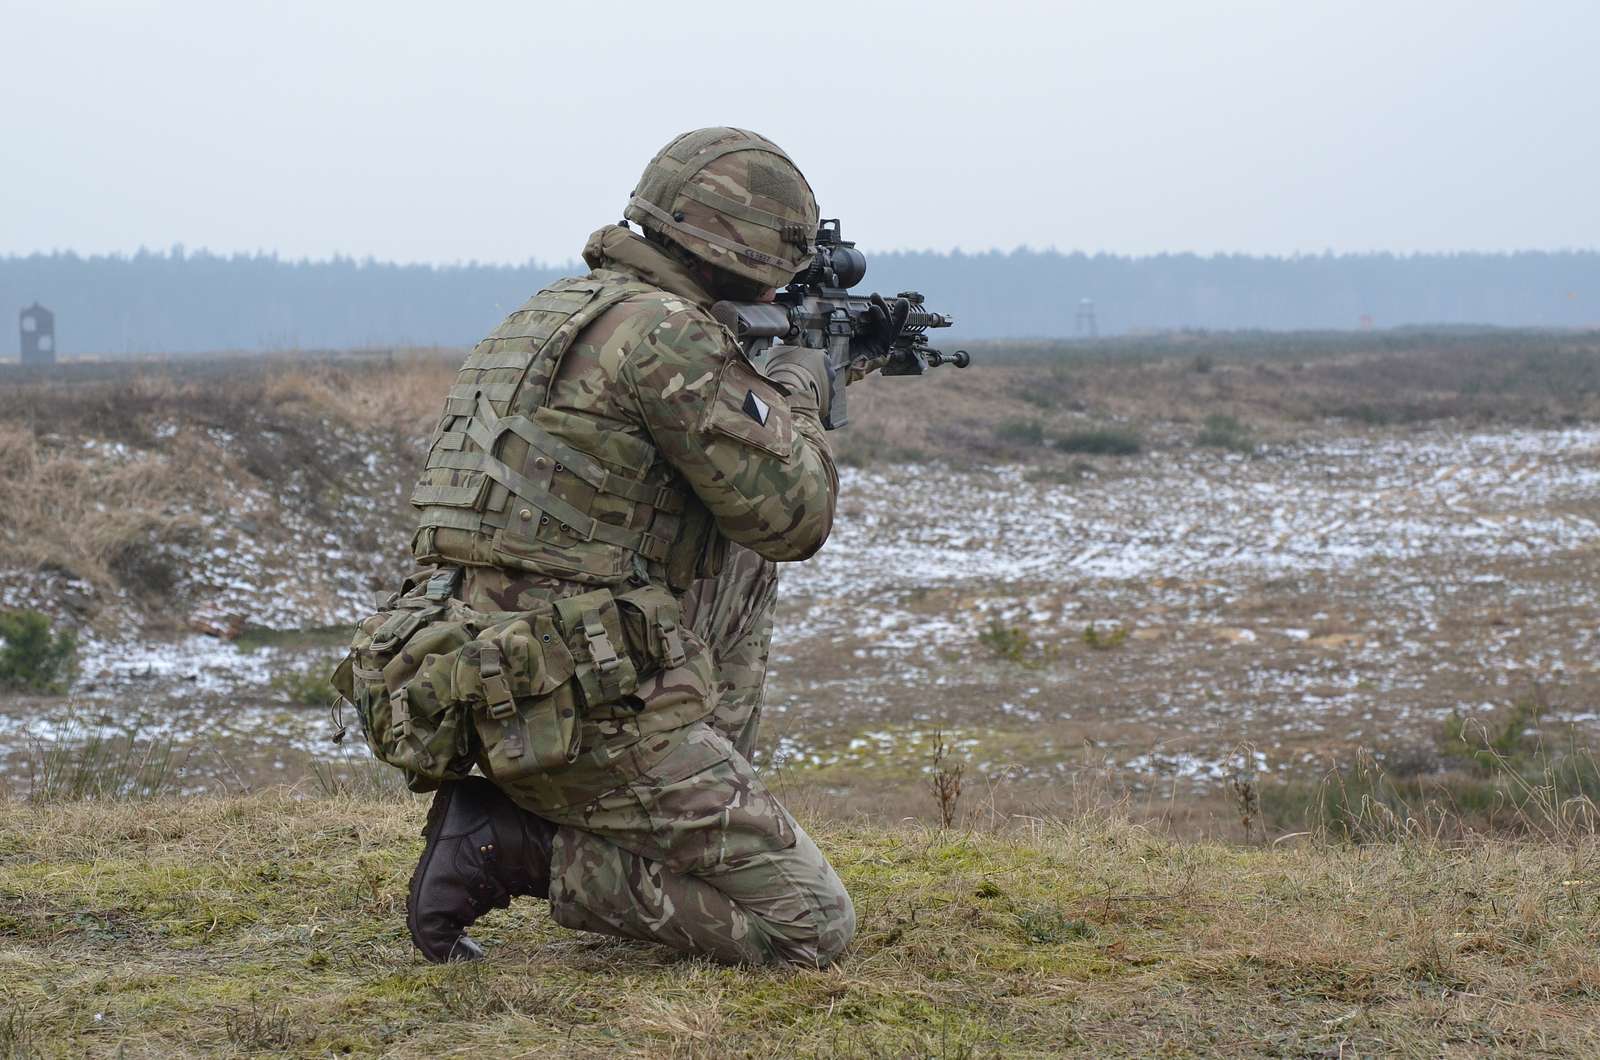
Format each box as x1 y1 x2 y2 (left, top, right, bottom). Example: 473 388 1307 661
1 336 1596 833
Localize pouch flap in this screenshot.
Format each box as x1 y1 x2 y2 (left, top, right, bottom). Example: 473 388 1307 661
700 354 793 459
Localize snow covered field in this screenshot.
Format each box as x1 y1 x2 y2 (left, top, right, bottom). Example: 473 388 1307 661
8 421 1594 809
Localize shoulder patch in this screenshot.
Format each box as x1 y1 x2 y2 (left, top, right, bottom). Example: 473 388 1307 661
701 355 793 459
742 389 771 426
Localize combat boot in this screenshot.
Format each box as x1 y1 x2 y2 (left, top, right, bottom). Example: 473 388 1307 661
406 775 556 963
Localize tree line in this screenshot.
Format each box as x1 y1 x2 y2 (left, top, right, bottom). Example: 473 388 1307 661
3 245 1597 356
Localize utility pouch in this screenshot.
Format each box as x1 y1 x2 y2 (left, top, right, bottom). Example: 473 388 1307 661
553 589 639 709
462 610 582 783
331 570 702 784
616 585 689 672
331 566 476 780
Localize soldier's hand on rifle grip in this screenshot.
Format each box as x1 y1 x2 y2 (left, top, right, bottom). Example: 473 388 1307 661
849 294 912 378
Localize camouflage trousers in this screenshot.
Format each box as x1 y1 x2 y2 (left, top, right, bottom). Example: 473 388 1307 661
498 720 851 967
490 550 851 966
681 544 779 759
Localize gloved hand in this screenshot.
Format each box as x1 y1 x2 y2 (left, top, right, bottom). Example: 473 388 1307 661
848 293 911 378
763 344 833 419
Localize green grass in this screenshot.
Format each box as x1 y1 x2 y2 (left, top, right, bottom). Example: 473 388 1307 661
977 618 1057 668
1082 622 1130 650
993 417 1047 447
1 793 1596 1056
233 625 351 652
1264 696 1600 841
1196 413 1254 453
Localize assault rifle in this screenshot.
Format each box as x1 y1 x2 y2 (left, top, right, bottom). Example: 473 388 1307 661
710 218 969 429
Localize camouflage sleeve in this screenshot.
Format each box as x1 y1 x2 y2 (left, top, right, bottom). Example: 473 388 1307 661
621 309 837 562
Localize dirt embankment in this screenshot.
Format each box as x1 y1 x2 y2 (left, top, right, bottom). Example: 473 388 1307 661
0 351 456 636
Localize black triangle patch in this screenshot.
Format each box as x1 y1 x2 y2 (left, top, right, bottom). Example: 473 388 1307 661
742 389 771 426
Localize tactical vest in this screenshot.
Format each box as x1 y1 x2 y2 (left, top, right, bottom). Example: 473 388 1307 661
410 275 723 592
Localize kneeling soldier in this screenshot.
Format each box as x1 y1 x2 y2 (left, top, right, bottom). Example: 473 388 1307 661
354 128 898 967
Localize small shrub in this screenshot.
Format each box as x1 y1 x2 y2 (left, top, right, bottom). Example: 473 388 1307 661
1440 697 1541 771
994 417 1046 447
1196 413 1254 454
0 610 77 694
978 619 1030 661
271 659 340 707
0 1007 37 1058
979 619 1057 668
311 752 413 800
1191 354 1214 374
28 715 178 801
927 729 964 829
1014 908 1094 944
1053 427 1142 456
107 527 195 595
1082 622 1128 650
1025 461 1095 485
1227 746 1262 843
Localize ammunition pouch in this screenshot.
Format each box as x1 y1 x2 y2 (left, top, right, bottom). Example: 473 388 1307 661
330 568 702 786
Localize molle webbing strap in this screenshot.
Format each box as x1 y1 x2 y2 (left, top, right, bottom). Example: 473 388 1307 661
490 413 684 512
446 381 519 405
461 346 547 372
425 448 670 563
466 389 680 521
478 640 516 721
527 283 650 408
414 506 483 533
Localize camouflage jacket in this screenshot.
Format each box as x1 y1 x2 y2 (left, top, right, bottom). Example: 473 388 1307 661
413 224 838 615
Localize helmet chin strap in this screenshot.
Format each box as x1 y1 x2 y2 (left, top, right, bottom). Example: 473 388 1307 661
642 225 766 301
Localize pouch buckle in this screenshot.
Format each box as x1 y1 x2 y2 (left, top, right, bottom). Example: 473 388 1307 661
583 609 620 674
388 687 412 739
658 618 686 669
479 641 517 720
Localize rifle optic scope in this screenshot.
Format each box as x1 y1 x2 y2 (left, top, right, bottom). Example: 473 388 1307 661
793 218 867 290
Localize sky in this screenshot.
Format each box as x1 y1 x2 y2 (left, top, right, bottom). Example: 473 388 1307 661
3 0 1598 264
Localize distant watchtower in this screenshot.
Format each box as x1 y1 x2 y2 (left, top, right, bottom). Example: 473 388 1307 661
19 303 56 365
1075 298 1098 338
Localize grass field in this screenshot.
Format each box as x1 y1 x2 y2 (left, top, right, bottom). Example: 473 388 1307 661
2 793 1597 1058
2 332 1599 1055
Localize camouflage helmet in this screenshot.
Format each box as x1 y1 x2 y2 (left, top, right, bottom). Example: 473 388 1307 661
625 128 819 289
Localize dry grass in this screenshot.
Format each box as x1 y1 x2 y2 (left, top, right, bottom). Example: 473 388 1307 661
0 793 1596 1057
1 338 1583 612
0 352 453 613
0 417 215 590
836 333 1600 471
